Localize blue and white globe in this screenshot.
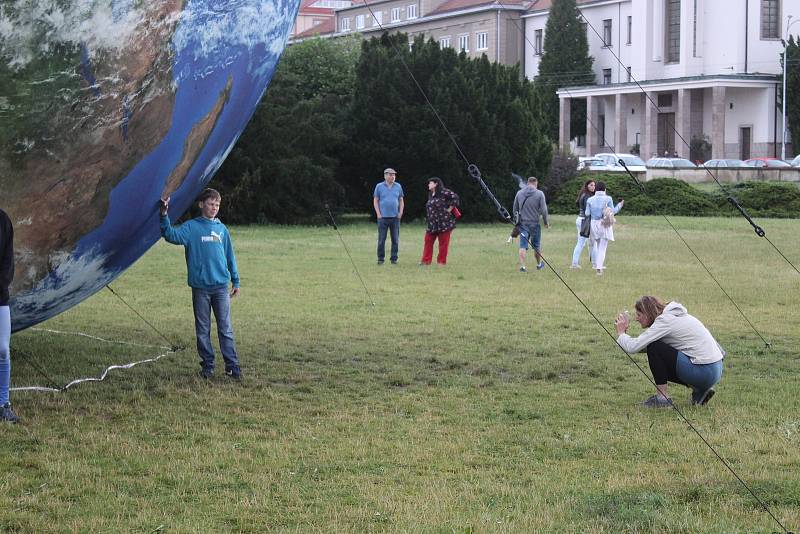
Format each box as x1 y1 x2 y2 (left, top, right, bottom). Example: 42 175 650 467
0 0 300 331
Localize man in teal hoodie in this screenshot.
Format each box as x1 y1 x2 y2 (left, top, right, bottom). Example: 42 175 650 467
160 189 241 379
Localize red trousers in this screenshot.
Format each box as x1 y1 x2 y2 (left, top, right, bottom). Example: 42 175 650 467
420 229 453 265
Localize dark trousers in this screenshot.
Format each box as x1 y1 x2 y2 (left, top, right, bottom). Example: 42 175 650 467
646 340 687 386
377 217 400 262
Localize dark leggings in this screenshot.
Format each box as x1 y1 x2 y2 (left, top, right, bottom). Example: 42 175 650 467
646 340 687 386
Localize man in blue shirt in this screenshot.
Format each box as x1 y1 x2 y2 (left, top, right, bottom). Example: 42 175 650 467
160 189 242 380
373 168 405 264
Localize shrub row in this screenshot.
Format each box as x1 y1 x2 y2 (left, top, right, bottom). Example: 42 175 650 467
546 175 800 218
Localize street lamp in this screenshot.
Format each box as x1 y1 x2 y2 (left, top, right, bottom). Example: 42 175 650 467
781 15 800 160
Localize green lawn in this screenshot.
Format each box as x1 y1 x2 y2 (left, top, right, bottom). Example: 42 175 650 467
3 216 799 532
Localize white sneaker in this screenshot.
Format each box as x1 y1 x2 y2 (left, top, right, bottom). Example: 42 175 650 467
570 264 581 269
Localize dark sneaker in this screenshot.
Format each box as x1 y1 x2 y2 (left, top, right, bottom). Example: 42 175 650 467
691 387 715 406
390 260 398 264
0 402 20 423
641 394 672 408
377 260 384 265
519 266 527 273
536 260 545 270
198 368 214 379
225 368 242 380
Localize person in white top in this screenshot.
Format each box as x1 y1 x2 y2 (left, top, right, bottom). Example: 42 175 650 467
583 181 623 276
614 296 724 408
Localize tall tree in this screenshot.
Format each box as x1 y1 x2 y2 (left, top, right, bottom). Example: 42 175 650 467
214 36 361 224
342 34 552 221
784 35 800 157
535 0 594 142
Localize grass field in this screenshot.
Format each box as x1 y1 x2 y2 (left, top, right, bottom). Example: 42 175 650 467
3 215 800 533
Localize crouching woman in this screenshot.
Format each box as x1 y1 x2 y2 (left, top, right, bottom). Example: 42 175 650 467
614 296 724 408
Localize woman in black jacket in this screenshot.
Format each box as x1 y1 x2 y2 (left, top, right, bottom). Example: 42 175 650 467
419 177 460 265
0 209 18 422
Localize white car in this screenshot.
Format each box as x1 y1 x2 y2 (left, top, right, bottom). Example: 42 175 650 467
790 155 800 167
594 153 647 172
577 157 612 171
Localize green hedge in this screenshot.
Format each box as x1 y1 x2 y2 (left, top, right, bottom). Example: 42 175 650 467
547 175 800 218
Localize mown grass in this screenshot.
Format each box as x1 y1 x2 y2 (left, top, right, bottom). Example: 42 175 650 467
3 215 799 533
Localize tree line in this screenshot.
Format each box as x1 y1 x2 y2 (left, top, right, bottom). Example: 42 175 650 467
213 0 800 225
214 33 553 224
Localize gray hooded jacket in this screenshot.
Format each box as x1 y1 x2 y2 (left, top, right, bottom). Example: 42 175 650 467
512 186 549 226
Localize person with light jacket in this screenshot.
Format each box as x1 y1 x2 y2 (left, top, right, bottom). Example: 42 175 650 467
614 296 724 408
584 181 623 275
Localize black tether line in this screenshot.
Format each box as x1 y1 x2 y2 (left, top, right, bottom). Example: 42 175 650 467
357 2 792 531
618 161 771 347
573 6 799 275
493 1 771 347
14 347 62 390
13 286 186 393
105 284 184 351
535 251 791 534
325 204 377 306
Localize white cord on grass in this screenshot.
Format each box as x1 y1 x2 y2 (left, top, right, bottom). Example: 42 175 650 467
11 327 179 393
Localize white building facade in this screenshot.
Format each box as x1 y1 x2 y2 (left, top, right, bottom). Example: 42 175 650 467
524 0 800 160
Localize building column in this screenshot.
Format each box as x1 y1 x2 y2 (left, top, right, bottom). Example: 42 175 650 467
559 96 571 152
586 96 598 156
614 93 628 153
676 88 691 159
711 86 726 159
642 91 658 159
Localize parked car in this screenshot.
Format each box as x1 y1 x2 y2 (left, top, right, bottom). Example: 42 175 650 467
790 155 800 167
701 159 746 168
646 157 697 168
593 153 647 172
743 158 792 168
577 157 612 171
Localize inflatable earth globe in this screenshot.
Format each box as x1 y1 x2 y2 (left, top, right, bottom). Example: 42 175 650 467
1 0 299 331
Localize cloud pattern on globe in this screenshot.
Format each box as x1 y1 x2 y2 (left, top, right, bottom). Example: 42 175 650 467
0 0 299 331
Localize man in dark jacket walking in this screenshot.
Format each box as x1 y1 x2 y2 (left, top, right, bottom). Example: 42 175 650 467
512 177 550 272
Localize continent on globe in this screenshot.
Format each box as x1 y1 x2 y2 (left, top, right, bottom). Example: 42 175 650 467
0 0 301 331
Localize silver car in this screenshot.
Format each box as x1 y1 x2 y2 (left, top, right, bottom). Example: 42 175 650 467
646 157 697 168
701 159 746 168
743 158 792 168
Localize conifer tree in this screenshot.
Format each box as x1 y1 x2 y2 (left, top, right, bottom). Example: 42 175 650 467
344 34 552 221
214 36 361 223
535 0 594 142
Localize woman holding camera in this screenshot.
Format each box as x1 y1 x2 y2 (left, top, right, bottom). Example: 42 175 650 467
615 296 724 408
